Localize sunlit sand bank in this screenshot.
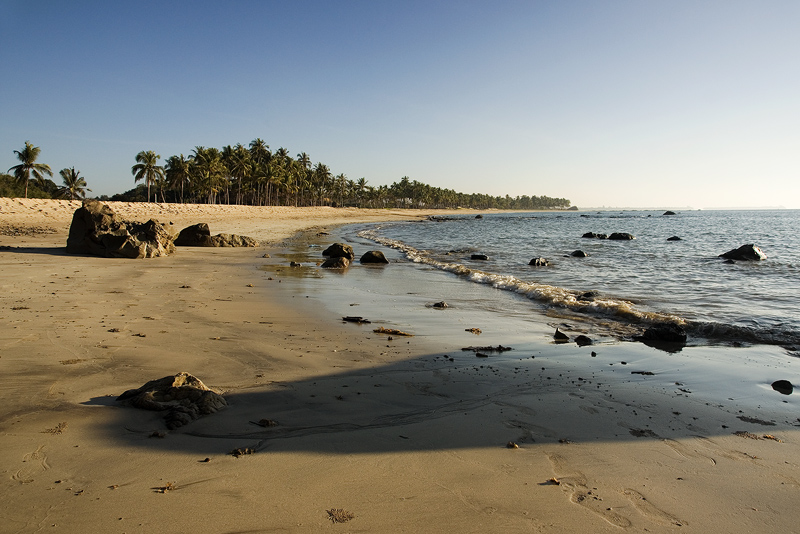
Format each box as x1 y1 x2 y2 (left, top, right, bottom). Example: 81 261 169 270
1 198 799 533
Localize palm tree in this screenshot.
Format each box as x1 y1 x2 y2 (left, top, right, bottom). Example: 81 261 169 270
131 150 165 202
190 146 225 204
8 141 53 199
164 154 191 203
57 167 91 200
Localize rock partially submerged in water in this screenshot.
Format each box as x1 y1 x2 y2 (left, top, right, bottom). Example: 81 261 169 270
360 250 389 264
322 242 355 260
667 236 682 241
67 199 175 258
174 223 258 247
608 232 635 240
116 372 227 429
321 256 350 269
471 253 489 260
719 244 767 261
582 232 608 239
529 257 549 266
570 250 589 258
634 324 687 352
663 211 677 216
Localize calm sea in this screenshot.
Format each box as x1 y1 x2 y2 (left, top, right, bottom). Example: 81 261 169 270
344 210 799 348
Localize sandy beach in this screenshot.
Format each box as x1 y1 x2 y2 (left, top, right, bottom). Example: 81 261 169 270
2 198 799 533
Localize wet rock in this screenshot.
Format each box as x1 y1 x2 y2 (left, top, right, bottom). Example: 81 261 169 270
432 301 448 309
475 214 484 219
554 328 569 343
608 232 635 240
529 257 549 266
772 380 793 395
719 244 767 261
66 199 175 258
116 372 226 429
579 291 600 301
471 254 489 260
575 335 593 347
634 324 687 352
581 232 607 239
663 211 677 216
570 250 589 258
322 243 355 260
667 236 682 241
321 256 350 269
360 250 389 264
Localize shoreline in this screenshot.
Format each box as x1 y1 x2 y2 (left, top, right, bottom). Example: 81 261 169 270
2 199 800 532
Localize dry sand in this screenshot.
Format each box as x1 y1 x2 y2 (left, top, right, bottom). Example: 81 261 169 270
1 198 799 533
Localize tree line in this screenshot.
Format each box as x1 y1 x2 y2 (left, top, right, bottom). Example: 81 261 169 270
4 140 571 210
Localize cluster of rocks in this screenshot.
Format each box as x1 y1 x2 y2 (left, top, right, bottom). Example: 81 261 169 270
174 223 258 247
66 200 258 259
67 199 175 258
116 372 227 429
320 242 389 269
581 232 636 240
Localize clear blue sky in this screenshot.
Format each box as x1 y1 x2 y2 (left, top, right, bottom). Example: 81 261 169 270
2 1 798 208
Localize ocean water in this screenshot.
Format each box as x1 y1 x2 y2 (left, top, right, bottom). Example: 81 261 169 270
342 209 800 348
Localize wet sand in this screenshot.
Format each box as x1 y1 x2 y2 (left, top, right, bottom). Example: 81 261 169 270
1 199 799 533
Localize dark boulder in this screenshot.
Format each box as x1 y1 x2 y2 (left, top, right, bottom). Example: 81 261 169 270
66 199 175 258
471 254 489 260
529 257 549 266
608 232 635 240
582 232 608 239
570 250 589 257
553 328 569 343
321 256 350 269
322 243 355 260
174 223 258 247
575 335 593 347
360 250 389 264
719 244 767 261
667 236 682 241
475 214 483 219
634 323 687 352
663 211 677 216
637 323 687 343
579 291 600 301
771 380 793 395
174 223 213 246
432 301 448 309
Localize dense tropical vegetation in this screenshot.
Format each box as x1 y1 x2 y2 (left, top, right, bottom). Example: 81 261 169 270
112 139 570 209
4 140 571 209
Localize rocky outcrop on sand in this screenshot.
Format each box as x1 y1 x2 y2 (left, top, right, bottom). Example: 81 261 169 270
66 199 175 258
360 250 389 264
116 372 227 429
174 223 258 247
719 244 767 261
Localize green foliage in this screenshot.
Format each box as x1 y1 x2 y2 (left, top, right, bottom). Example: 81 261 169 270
0 173 57 198
137 139 572 209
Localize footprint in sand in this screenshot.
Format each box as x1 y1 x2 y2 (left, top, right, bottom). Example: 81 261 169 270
12 445 49 484
546 453 632 528
662 436 758 466
623 488 685 526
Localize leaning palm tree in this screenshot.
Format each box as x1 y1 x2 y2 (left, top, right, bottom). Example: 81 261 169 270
8 141 52 198
57 167 91 200
131 150 165 202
